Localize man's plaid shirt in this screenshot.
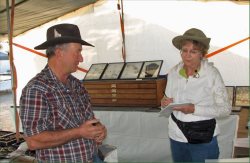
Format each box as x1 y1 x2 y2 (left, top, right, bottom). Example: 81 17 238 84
20 65 96 162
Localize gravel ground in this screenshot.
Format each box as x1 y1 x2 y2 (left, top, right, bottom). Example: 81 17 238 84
0 91 16 131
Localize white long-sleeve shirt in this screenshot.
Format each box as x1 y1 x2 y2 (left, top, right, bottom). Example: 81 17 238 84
166 59 232 142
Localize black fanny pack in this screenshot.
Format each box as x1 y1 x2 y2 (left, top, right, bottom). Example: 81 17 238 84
171 113 216 144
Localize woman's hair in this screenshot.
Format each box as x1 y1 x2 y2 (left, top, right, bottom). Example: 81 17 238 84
46 43 68 59
180 39 209 57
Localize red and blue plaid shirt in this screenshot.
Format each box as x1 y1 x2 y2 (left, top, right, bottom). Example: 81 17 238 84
20 65 96 162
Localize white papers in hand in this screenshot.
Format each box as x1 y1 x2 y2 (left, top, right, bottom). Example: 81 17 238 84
159 103 192 117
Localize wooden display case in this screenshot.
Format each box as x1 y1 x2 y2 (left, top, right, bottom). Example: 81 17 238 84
83 78 167 108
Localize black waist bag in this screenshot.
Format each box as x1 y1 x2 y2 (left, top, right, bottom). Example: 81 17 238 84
171 113 216 144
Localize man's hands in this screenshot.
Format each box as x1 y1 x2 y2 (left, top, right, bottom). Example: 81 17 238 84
78 119 107 143
24 119 107 150
93 121 107 144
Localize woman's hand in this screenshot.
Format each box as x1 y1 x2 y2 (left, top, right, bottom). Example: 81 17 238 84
161 96 173 107
173 103 195 114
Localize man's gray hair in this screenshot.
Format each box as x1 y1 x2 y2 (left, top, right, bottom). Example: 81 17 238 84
46 43 68 59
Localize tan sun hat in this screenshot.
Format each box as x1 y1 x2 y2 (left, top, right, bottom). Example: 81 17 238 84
172 28 211 50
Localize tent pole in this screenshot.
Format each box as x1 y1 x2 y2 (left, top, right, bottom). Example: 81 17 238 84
118 0 126 62
6 0 20 141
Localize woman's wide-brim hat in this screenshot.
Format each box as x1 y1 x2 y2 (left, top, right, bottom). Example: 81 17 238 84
34 23 94 50
172 28 211 50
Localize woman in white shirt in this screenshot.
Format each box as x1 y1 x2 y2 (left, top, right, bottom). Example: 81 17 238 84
161 28 231 162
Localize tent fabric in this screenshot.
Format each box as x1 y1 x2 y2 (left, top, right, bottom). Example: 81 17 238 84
10 0 249 104
0 0 248 41
94 110 239 162
0 0 97 40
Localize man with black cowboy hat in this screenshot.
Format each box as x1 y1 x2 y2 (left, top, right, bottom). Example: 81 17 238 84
19 23 107 163
161 28 231 162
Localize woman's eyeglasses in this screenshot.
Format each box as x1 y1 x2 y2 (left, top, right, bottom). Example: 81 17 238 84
180 49 201 55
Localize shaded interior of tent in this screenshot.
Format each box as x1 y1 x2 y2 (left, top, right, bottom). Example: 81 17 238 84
0 0 97 40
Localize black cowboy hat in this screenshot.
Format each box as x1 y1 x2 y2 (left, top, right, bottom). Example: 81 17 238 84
34 23 94 50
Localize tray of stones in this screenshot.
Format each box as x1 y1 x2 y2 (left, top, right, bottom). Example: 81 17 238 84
0 145 17 159
0 132 24 147
0 131 14 138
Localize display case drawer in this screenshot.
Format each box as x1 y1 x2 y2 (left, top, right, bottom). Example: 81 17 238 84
83 78 166 107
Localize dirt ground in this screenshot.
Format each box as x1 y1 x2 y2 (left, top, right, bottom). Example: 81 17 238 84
0 91 16 132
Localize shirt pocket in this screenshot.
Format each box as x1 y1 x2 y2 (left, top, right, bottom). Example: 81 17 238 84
46 91 79 130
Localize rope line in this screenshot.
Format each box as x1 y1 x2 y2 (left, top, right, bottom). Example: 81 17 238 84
206 37 249 58
12 42 88 73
